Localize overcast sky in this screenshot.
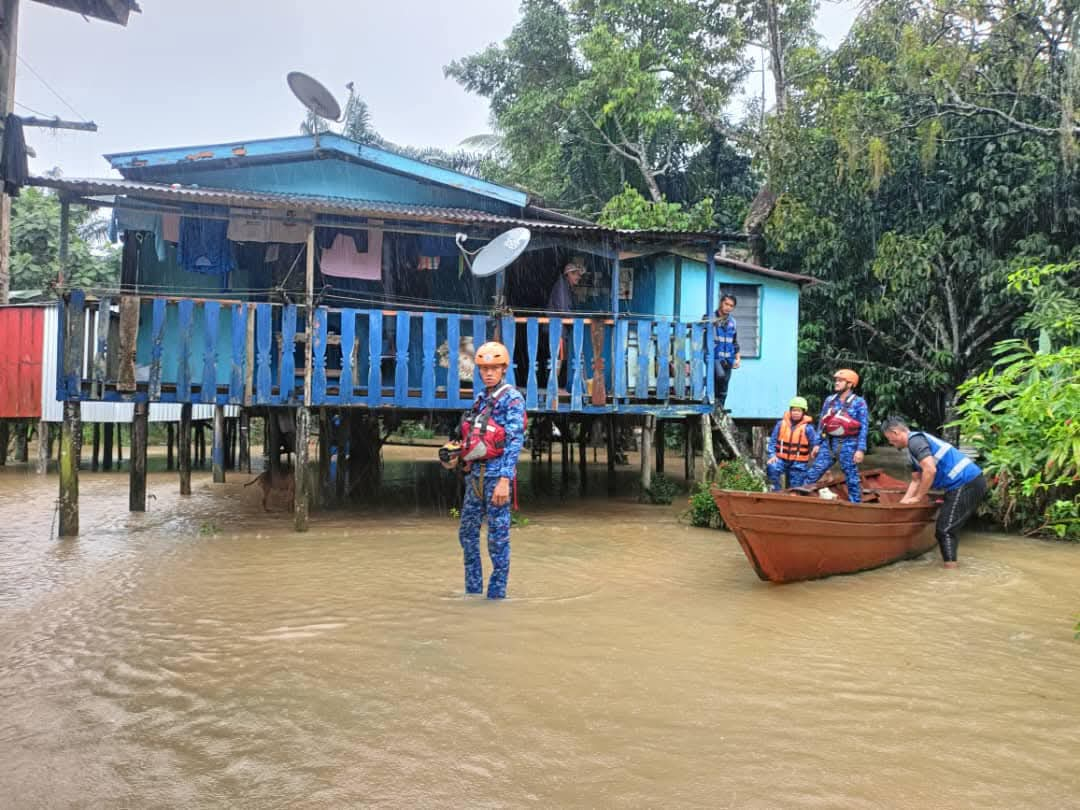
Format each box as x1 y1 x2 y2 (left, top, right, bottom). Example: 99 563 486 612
16 0 859 180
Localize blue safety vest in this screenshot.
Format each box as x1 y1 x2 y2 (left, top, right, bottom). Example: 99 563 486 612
712 315 738 362
908 431 982 491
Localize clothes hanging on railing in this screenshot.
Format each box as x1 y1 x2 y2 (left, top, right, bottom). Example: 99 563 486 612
319 230 382 280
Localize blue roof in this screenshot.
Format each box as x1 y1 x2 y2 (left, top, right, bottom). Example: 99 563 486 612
104 133 529 208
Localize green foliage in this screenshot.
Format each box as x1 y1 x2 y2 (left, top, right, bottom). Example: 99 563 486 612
684 461 766 529
398 420 436 441
642 472 680 504
598 184 714 230
449 507 460 520
511 510 531 528
952 260 1080 540
10 188 120 293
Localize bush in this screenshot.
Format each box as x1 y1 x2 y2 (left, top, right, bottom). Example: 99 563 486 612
398 420 436 441
684 461 766 529
642 473 680 504
952 340 1080 540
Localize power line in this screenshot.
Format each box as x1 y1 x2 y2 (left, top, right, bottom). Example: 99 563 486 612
14 100 52 118
16 55 88 123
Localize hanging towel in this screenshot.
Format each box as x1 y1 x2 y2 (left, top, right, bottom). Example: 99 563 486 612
161 213 180 243
178 208 234 275
319 229 382 280
227 207 271 242
112 206 166 261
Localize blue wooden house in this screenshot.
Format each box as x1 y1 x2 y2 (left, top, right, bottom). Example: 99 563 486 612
35 132 811 532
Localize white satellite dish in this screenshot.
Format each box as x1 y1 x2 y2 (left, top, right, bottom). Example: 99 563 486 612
288 71 342 122
467 227 531 277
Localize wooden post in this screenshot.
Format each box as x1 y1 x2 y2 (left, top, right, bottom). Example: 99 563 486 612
196 422 206 468
578 418 588 494
14 420 27 461
102 423 114 470
91 423 100 471
0 421 7 465
294 407 310 532
129 402 148 511
178 403 192 495
317 409 330 508
701 414 717 480
655 419 665 474
58 402 80 536
268 410 282 476
0 0 21 306
239 411 251 473
640 415 655 495
560 416 570 491
751 425 767 470
116 423 123 466
334 411 347 502
166 423 174 470
684 416 696 484
606 414 617 496
36 420 48 474
212 405 226 483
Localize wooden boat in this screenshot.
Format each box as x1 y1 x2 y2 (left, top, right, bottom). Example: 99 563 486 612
710 469 940 583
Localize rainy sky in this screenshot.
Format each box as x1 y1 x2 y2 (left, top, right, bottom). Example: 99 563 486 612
15 0 858 180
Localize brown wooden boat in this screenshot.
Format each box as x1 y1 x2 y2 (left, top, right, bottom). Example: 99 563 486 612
710 469 940 583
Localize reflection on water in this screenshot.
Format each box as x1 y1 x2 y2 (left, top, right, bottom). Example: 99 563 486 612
1 455 1079 809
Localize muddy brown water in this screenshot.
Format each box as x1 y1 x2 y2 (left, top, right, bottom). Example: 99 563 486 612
1 450 1079 809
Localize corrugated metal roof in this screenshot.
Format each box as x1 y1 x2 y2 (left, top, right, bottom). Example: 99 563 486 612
31 176 745 245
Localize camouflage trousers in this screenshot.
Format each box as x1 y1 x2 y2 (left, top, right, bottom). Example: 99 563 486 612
458 470 511 599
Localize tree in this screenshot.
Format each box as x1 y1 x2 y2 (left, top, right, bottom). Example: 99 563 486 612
598 183 714 230
9 187 119 293
445 0 763 214
764 0 1080 430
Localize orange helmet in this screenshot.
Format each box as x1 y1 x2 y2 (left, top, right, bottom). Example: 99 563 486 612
475 341 510 367
834 368 859 387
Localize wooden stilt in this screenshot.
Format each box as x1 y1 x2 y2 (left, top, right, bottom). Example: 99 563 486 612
684 416 696 484
268 411 282 476
751 426 767 470
166 423 174 471
0 421 8 465
212 405 226 483
335 411 348 503
655 420 665 475
294 407 310 532
116 423 123 466
640 415 655 495
197 423 206 468
179 403 192 496
91 423 100 471
578 418 588 494
130 402 148 511
14 421 28 461
102 423 113 470
58 402 80 536
560 417 570 490
606 414 617 496
701 414 717 480
36 420 49 474
317 409 331 508
239 411 251 474
47 422 55 463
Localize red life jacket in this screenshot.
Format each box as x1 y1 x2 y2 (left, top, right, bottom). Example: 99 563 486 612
777 416 813 462
820 394 862 437
459 383 525 463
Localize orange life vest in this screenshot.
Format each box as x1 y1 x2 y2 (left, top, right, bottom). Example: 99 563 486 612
777 416 813 463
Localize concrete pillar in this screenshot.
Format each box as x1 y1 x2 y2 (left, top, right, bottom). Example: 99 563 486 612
58 402 80 536
129 402 148 511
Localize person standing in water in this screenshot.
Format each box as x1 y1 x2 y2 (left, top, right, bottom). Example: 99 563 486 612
881 416 987 569
442 341 526 598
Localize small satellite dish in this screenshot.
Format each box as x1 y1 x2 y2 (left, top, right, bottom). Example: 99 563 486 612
287 71 342 122
469 227 531 277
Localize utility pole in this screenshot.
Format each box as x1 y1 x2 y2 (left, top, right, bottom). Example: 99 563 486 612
0 0 20 306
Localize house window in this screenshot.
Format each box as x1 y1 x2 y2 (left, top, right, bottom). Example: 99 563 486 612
717 284 761 358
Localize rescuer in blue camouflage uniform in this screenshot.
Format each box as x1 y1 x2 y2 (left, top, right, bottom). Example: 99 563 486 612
801 369 870 502
442 341 526 599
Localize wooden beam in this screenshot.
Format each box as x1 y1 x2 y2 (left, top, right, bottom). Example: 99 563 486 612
178 403 192 495
129 402 148 511
19 116 97 131
58 401 80 536
212 404 225 483
294 407 310 532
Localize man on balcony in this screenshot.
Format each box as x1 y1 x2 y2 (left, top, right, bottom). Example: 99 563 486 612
706 293 741 412
546 258 586 388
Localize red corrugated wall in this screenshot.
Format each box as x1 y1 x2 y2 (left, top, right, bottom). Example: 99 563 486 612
0 307 44 419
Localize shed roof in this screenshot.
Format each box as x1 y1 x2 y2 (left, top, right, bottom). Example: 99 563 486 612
33 0 140 25
31 175 746 247
105 133 529 209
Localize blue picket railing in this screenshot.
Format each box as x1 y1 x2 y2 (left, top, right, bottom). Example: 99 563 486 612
55 294 716 415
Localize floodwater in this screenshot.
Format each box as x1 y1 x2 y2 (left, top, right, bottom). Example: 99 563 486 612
1 451 1079 809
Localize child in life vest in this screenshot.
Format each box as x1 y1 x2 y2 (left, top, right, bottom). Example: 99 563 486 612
766 396 819 490
440 341 526 599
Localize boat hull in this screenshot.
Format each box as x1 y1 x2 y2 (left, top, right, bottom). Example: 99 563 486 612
711 471 940 583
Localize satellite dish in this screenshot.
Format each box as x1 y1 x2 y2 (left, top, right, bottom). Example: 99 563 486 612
468 228 531 277
287 71 342 122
